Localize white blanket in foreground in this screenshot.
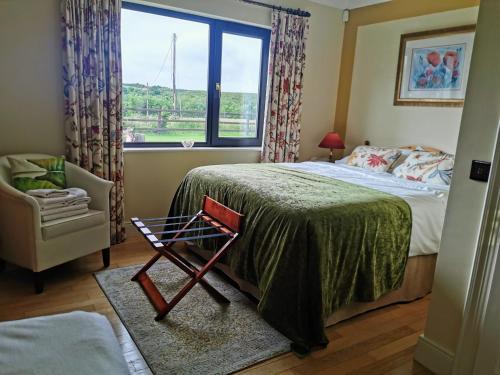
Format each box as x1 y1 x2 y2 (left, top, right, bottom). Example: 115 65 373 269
0 311 129 375
285 162 449 257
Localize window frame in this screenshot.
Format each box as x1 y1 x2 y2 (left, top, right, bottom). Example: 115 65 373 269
122 2 270 148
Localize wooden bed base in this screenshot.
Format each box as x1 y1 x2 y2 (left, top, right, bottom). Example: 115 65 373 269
131 196 243 321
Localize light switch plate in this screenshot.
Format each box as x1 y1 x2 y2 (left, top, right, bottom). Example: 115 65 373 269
470 160 491 182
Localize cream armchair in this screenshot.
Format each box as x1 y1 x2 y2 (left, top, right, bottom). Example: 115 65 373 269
0 154 113 293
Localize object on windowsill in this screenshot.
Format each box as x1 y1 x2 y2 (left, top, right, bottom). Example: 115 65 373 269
181 140 195 149
134 133 146 143
318 132 345 162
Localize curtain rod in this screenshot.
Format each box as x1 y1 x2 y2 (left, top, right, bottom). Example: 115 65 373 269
238 0 311 18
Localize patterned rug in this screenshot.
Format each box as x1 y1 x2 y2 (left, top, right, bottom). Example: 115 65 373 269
95 260 291 375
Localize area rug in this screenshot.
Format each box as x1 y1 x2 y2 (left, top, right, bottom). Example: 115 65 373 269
95 260 291 375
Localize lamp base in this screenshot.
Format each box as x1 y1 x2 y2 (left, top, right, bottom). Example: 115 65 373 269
329 149 334 163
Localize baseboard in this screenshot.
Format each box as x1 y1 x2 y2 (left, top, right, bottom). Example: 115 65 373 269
414 335 454 375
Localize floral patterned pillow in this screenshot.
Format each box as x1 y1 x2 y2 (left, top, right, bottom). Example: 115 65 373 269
346 146 402 172
392 151 454 185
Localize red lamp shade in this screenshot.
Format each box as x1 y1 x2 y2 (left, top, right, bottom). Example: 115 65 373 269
318 132 345 149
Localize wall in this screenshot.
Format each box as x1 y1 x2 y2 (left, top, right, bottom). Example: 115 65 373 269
0 0 65 155
346 7 479 154
124 149 260 217
414 0 500 372
333 0 480 140
0 0 345 218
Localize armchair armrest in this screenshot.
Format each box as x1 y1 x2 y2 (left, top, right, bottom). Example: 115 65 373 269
0 179 41 269
65 162 114 218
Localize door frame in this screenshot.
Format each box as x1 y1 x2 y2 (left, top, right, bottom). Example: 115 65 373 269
452 127 500 374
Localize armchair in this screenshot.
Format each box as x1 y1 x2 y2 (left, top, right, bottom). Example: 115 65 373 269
0 154 113 293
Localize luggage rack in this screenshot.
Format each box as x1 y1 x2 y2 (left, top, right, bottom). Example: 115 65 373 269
131 196 243 321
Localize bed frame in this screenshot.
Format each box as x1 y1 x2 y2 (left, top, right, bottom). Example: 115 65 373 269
189 246 437 327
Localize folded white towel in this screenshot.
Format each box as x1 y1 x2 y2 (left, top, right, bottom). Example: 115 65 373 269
64 187 87 198
42 208 89 222
35 196 72 206
39 197 92 211
34 187 90 208
26 189 69 198
41 203 89 216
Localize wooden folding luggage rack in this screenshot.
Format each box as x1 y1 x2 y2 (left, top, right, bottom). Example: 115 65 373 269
131 196 243 321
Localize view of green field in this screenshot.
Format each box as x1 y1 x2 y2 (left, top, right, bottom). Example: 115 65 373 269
123 84 259 143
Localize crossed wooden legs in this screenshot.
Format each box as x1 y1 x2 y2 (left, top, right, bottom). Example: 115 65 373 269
131 196 243 321
131 229 238 321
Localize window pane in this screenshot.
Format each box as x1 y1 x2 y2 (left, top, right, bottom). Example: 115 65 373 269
122 9 209 144
218 33 262 139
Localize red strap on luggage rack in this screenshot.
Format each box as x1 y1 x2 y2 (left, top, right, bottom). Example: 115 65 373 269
131 196 243 321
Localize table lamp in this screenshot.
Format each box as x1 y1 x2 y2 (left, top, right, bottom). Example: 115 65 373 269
318 132 345 162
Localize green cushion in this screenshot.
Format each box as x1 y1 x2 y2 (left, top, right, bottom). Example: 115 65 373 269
8 156 67 192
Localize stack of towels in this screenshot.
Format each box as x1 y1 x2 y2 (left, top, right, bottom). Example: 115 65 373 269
26 188 91 222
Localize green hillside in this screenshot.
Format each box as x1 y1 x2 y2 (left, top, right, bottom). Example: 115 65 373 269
122 83 259 142
123 83 258 118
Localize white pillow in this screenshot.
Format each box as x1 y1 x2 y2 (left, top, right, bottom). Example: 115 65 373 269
335 156 350 164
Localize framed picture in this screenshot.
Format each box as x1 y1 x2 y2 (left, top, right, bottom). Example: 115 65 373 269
394 25 475 107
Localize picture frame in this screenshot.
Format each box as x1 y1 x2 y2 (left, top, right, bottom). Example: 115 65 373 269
394 25 476 107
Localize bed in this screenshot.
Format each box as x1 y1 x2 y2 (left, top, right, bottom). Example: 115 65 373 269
0 311 129 374
168 152 448 352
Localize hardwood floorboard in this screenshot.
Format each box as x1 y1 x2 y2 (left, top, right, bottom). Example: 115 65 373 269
0 235 434 375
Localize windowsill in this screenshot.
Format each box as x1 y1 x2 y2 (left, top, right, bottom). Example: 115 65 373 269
124 146 262 153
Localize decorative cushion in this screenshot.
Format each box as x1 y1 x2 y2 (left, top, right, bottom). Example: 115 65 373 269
387 147 426 173
8 156 66 192
392 151 454 185
346 146 402 172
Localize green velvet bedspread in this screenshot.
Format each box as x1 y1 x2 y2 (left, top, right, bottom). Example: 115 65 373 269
169 164 412 351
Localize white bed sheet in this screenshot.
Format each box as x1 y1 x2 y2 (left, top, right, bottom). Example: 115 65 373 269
285 162 449 257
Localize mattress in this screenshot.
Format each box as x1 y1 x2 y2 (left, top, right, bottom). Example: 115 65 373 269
286 162 449 257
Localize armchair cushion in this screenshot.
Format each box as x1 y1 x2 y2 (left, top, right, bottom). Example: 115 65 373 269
41 209 105 240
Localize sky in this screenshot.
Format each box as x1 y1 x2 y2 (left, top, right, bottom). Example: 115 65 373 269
121 9 262 93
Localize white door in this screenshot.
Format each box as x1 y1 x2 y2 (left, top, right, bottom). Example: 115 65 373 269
473 224 500 375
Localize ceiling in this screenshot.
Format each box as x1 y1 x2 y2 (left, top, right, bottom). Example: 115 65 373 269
309 0 391 10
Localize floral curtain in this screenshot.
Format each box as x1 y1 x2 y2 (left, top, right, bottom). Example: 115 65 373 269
61 0 125 244
261 10 309 163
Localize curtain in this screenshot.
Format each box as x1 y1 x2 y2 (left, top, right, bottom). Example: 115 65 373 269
261 10 309 163
61 0 125 244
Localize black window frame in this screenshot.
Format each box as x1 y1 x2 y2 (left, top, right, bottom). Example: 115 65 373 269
122 2 271 148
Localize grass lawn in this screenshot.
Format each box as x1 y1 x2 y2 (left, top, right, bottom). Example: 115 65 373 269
130 129 256 143
143 131 206 143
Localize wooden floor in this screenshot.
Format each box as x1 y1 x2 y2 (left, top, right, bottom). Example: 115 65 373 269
0 233 434 375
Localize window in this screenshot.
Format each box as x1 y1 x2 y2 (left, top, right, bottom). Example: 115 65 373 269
121 3 270 148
